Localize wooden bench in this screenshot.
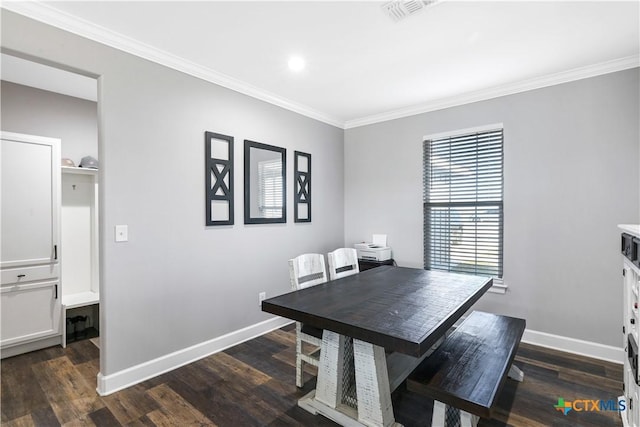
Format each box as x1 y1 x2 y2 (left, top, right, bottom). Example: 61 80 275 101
407 311 526 427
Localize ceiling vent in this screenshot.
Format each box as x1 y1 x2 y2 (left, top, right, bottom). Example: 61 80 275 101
382 0 440 22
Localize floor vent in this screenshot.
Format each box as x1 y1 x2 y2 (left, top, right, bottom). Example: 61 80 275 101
382 0 440 22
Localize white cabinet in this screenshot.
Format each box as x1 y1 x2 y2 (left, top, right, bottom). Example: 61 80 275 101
1 133 60 268
621 224 640 427
1 132 62 356
1 281 61 346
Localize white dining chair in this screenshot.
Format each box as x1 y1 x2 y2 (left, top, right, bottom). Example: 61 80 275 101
327 247 360 281
288 253 327 387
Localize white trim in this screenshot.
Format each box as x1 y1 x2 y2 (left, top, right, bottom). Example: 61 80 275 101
96 316 292 396
1 335 63 359
487 279 507 295
93 316 623 396
423 123 504 142
345 55 640 129
0 130 60 145
521 328 624 365
619 224 640 238
620 396 630 427
1 2 344 129
3 2 638 131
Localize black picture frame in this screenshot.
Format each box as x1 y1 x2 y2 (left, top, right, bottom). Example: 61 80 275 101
244 140 287 224
205 131 234 226
294 151 311 223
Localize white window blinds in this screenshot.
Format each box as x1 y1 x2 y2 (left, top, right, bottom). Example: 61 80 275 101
423 128 504 278
258 159 283 218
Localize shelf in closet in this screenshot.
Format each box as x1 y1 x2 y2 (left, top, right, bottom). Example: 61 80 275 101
62 291 99 310
62 166 98 175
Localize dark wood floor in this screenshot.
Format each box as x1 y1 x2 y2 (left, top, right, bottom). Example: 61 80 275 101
1 324 624 427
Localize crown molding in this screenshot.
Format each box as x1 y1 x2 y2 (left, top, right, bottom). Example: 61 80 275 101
1 1 345 129
344 55 640 129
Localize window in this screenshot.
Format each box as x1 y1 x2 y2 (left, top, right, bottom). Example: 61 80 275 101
423 126 503 278
258 159 283 218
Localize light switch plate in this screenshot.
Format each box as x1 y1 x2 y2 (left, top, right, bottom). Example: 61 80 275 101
115 225 128 242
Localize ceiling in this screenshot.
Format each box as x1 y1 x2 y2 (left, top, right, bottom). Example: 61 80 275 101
2 1 639 128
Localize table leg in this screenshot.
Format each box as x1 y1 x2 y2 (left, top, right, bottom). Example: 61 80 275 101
431 401 445 426
315 330 347 408
431 401 479 427
508 364 524 382
298 331 402 427
299 330 362 425
353 339 396 426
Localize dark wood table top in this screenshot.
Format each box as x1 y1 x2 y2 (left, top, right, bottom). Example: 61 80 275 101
262 266 492 357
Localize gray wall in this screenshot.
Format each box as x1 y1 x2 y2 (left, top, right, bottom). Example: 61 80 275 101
1 81 98 163
1 11 344 374
345 68 640 347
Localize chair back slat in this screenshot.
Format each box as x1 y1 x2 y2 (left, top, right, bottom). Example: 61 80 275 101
336 265 356 274
327 248 360 281
298 272 326 285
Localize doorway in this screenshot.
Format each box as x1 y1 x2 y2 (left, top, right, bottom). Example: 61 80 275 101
0 53 101 368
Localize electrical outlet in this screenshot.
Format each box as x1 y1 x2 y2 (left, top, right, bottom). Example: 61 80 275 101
259 291 266 306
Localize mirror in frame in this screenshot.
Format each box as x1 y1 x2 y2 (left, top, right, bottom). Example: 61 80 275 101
244 140 286 224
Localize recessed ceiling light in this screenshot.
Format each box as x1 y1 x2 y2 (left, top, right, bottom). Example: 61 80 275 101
288 56 305 72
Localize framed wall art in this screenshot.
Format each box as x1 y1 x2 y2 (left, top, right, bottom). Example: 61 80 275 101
205 131 234 226
294 151 311 223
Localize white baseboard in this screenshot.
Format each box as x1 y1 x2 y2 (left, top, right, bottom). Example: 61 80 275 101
96 318 624 396
522 328 624 365
96 316 292 396
1 335 63 359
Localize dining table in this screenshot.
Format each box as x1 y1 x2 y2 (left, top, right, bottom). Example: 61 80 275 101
261 265 493 427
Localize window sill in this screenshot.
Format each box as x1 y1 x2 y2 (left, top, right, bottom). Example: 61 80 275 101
487 278 507 294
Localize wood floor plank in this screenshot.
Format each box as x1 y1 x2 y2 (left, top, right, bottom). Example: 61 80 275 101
74 358 101 390
0 327 624 427
61 414 97 427
1 414 36 427
268 328 297 347
166 360 221 392
101 384 160 425
516 354 623 393
166 377 264 427
30 406 62 427
227 342 299 384
145 384 216 427
89 406 128 427
65 340 100 366
606 363 625 380
196 366 285 425
1 352 52 422
558 366 623 391
200 351 271 387
517 343 610 376
31 356 104 425
123 415 157 427
486 408 549 427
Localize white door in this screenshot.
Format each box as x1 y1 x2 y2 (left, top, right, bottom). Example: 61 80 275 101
1 133 60 268
0 281 61 346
